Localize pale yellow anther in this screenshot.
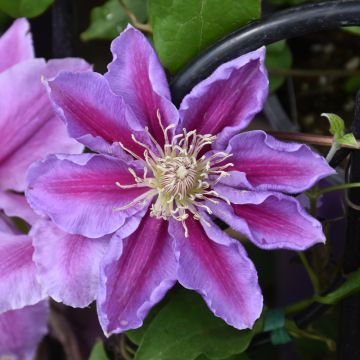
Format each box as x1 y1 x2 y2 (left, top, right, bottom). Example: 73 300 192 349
113 110 232 237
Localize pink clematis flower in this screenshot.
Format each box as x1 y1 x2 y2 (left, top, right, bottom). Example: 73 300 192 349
0 302 49 360
0 204 49 359
0 18 90 357
0 19 89 193
26 25 335 335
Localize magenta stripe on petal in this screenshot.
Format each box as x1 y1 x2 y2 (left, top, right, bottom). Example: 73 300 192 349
98 214 177 334
105 25 179 145
170 216 263 330
213 186 326 250
221 131 335 193
179 48 268 149
47 71 146 157
26 154 152 238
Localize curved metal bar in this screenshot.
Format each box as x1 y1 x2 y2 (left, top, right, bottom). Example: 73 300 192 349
170 0 360 106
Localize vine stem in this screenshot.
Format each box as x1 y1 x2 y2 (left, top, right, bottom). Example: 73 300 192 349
285 296 317 315
286 320 336 351
118 0 153 34
326 142 340 162
316 182 360 196
120 335 133 360
298 252 321 294
269 131 360 149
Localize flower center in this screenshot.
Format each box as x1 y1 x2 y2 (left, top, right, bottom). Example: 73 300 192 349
114 111 233 236
159 156 197 196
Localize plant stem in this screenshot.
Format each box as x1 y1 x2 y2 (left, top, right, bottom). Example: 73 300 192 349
316 182 360 196
269 131 360 149
120 335 133 360
326 142 340 162
298 252 321 294
309 196 318 217
286 320 336 351
118 0 152 34
285 296 317 315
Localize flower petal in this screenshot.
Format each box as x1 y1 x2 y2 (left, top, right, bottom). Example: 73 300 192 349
170 216 262 330
44 58 91 78
0 59 85 192
0 191 38 225
0 301 48 359
0 232 45 313
179 48 268 149
213 186 326 250
0 18 34 73
105 25 179 144
47 71 149 157
31 219 110 308
0 214 18 234
221 131 335 193
98 214 177 334
26 154 152 238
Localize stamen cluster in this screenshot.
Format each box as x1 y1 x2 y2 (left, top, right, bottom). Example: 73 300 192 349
115 111 233 236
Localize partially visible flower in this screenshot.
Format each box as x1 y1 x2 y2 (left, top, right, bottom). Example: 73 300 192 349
0 18 90 358
27 25 334 335
0 301 49 360
0 199 48 359
0 18 89 193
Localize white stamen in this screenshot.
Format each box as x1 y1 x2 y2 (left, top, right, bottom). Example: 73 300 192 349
113 110 233 237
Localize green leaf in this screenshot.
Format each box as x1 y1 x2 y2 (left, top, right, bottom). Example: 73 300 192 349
343 27 360 36
126 320 151 346
0 0 53 18
321 113 358 149
337 133 359 149
317 267 360 305
321 113 345 138
89 341 109 360
344 74 360 93
126 296 167 345
196 355 249 360
135 289 263 360
266 40 293 93
0 10 8 27
81 0 148 42
150 0 260 73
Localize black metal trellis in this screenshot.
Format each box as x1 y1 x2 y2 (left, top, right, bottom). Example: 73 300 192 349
51 0 75 58
49 0 360 357
170 0 360 105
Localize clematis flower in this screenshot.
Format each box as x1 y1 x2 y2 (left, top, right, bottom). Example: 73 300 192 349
0 301 49 360
0 18 89 193
0 202 49 359
0 18 90 357
26 25 335 335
